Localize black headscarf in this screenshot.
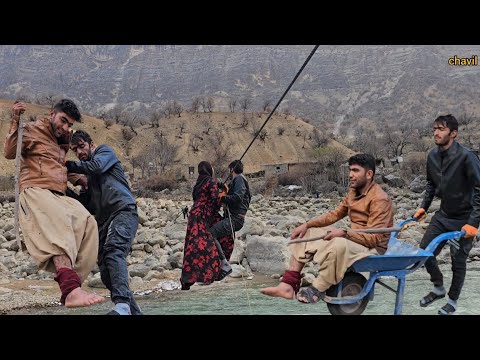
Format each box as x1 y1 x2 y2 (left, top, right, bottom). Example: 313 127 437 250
192 161 214 200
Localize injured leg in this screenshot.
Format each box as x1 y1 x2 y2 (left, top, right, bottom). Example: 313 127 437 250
260 262 303 300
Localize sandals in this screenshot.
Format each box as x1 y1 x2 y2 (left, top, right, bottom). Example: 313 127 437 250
216 259 232 281
419 291 445 307
297 286 325 304
438 303 456 315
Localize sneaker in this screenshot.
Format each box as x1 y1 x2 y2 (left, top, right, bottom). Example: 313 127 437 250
106 310 120 315
438 303 456 315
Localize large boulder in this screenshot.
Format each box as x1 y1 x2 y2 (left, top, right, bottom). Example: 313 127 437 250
382 174 405 188
245 235 289 274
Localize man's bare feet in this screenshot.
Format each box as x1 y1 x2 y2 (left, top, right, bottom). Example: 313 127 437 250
64 287 105 308
260 282 295 300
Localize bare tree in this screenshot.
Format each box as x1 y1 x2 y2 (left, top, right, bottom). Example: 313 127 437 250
191 97 201 113
262 99 272 112
105 104 124 124
240 98 251 113
382 123 413 158
350 126 384 160
205 97 214 112
228 98 237 113
240 113 250 129
173 100 184 118
312 129 329 147
458 112 477 147
153 134 180 172
120 111 139 136
200 97 208 112
131 153 151 178
149 110 163 128
178 122 186 135
313 146 349 184
164 102 174 118
189 135 201 152
207 130 233 172
277 127 285 136
250 120 261 138
104 119 114 129
201 120 211 135
44 93 59 109
259 129 268 142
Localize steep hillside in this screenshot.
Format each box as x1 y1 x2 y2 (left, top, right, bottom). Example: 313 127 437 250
1 45 479 129
0 100 352 177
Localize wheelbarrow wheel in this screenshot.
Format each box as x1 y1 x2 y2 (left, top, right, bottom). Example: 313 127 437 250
326 272 369 315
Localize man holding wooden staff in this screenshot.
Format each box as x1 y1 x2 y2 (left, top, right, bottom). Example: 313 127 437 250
4 99 104 308
261 153 394 304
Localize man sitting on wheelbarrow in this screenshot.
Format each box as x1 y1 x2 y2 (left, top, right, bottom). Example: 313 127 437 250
261 153 394 304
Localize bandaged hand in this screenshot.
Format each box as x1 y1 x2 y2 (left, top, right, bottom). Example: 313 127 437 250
461 224 478 238
413 208 426 221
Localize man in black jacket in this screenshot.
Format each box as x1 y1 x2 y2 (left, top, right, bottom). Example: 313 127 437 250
210 160 251 279
414 114 480 315
67 130 142 315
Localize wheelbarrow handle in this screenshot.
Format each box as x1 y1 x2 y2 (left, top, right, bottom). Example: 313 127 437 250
424 231 466 253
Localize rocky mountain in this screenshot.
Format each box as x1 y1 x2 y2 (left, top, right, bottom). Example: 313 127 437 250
1 45 479 129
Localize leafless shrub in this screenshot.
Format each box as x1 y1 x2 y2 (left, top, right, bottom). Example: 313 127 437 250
104 119 114 129
122 128 135 141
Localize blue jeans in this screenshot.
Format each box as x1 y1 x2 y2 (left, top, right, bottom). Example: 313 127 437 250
98 205 141 314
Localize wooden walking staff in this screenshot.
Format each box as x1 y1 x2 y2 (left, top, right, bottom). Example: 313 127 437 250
14 101 25 252
287 226 407 245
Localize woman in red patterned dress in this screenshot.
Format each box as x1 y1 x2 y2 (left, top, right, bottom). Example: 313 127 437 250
180 161 234 290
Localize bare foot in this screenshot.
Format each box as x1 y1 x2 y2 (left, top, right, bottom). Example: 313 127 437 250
260 282 295 300
64 287 105 308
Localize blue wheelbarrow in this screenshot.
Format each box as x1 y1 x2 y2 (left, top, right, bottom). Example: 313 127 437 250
323 218 466 315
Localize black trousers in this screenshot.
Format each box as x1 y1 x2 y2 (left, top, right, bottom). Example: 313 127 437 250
419 211 473 301
209 214 244 244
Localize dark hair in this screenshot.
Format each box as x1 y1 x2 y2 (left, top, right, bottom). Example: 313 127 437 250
434 114 458 132
198 161 213 177
348 153 376 175
229 159 243 174
71 130 92 145
53 99 81 122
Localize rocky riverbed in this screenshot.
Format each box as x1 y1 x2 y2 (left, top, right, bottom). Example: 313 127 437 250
1 186 479 314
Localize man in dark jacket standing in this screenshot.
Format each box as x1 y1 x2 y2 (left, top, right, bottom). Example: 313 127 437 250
67 130 141 315
210 159 251 279
414 114 480 315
